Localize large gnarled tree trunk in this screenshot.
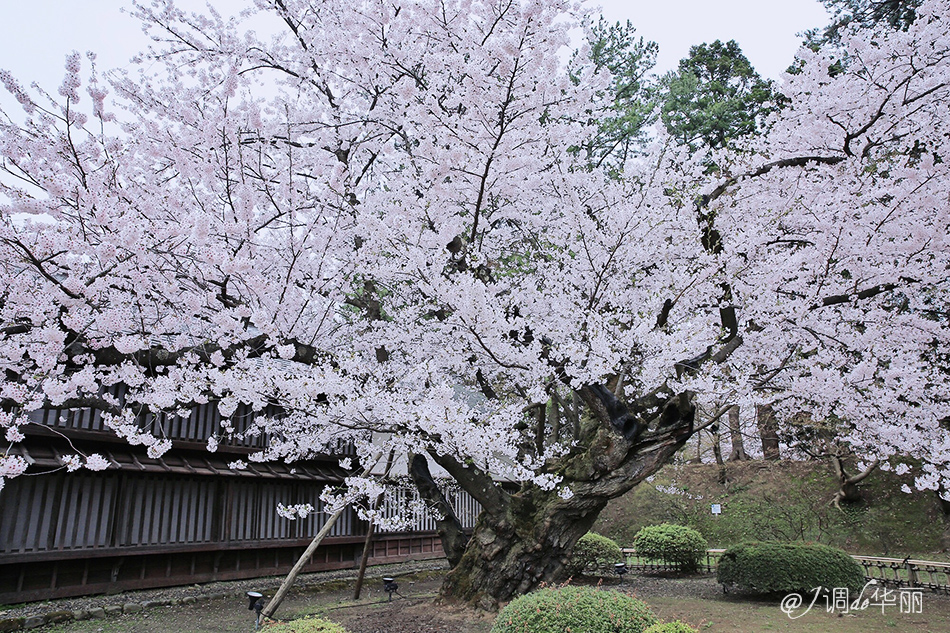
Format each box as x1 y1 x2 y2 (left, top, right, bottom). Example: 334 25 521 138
413 387 695 609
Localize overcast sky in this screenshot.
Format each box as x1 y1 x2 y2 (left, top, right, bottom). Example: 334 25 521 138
597 0 831 78
0 0 831 99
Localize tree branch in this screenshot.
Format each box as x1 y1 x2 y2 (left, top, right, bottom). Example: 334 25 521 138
409 454 470 567
814 282 899 309
426 450 510 517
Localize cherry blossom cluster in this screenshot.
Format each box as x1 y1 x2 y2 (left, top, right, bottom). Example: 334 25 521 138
681 0 950 483
276 502 315 521
0 0 948 505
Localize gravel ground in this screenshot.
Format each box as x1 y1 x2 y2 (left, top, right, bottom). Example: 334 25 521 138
11 569 942 633
330 572 725 633
0 559 449 621
0 566 720 632
616 572 724 600
328 579 494 633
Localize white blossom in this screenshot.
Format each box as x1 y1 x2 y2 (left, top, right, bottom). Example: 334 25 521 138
0 455 28 478
277 503 314 520
61 455 82 472
84 454 111 471
0 0 948 533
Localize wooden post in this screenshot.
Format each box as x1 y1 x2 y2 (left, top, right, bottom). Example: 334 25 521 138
905 559 918 588
260 504 347 618
261 454 382 620
353 450 395 600
351 521 377 600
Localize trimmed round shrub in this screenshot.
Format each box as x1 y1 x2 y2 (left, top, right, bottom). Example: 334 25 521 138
567 532 624 576
491 585 657 633
716 541 865 595
633 524 707 573
264 616 350 632
643 622 698 633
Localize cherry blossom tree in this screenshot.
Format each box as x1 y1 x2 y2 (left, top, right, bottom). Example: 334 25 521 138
1 0 949 608
698 0 950 494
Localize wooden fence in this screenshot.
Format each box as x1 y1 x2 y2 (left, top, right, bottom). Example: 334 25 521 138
0 470 470 602
377 485 482 533
852 555 950 594
2 396 477 603
620 548 950 594
620 548 723 574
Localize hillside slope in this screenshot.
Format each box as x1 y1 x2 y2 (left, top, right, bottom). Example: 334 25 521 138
593 460 950 557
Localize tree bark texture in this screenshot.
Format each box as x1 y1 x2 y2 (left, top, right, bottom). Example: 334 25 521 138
756 404 781 461
429 389 695 609
711 427 724 466
409 453 470 568
727 405 748 461
831 456 879 508
937 486 950 519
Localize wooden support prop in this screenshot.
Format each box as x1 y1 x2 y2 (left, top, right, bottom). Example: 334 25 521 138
353 450 395 601
352 521 376 600
261 503 347 619
261 453 383 619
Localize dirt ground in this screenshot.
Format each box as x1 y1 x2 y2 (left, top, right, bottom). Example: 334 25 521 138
29 570 950 633
36 573 492 633
330 583 495 633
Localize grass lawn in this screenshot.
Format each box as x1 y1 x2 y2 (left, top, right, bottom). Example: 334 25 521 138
646 593 950 633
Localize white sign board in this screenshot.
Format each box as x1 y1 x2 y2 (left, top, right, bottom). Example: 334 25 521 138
711 503 722 515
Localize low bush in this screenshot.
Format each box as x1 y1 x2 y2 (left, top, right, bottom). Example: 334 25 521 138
643 622 698 633
491 585 657 633
633 524 707 573
264 616 350 632
716 541 865 595
567 532 623 575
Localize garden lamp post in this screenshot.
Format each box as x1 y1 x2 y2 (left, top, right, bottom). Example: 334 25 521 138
246 591 264 630
382 577 399 602
614 562 629 584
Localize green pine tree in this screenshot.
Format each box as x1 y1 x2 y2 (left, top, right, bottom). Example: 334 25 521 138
812 0 923 45
660 39 775 151
573 17 659 174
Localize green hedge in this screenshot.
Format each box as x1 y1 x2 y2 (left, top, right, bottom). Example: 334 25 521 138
567 532 623 576
643 622 698 633
264 616 350 632
633 524 707 573
491 585 657 633
716 541 865 595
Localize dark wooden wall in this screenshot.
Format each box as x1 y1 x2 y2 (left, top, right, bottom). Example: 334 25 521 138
26 399 288 451
0 465 463 602
0 471 362 557
1 400 478 603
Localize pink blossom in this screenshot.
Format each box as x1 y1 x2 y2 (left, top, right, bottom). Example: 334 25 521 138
0 0 948 508
0 455 28 478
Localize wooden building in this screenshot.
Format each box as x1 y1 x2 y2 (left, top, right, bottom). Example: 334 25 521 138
0 401 477 603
